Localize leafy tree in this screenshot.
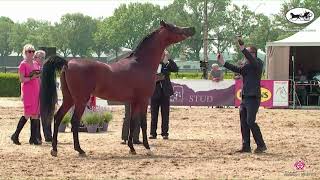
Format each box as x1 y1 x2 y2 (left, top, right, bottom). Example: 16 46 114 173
164 0 231 61
0 17 14 56
92 18 109 59
50 22 71 57
59 13 96 57
103 3 162 58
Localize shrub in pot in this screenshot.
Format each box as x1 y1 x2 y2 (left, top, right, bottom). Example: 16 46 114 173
59 113 71 132
100 111 113 132
83 112 103 133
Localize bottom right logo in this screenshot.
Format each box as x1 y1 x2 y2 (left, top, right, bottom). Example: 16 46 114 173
294 160 305 170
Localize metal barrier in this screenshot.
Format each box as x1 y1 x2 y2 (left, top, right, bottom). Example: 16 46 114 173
0 66 18 73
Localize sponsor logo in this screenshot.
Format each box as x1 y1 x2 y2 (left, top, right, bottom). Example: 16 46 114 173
236 87 272 102
286 8 314 24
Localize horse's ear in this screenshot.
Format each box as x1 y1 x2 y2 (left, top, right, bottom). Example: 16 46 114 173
160 20 167 27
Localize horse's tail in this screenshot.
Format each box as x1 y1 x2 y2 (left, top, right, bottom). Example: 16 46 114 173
40 55 68 126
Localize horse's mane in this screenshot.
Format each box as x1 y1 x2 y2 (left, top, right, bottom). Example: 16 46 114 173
129 28 161 57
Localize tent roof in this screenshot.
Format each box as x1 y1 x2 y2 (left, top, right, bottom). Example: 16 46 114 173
267 17 320 47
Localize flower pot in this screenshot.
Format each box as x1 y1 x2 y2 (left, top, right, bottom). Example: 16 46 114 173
86 124 98 133
58 123 67 132
101 122 109 132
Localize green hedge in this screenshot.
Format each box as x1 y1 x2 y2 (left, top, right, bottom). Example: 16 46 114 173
0 73 20 97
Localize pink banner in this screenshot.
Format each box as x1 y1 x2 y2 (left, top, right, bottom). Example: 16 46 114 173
235 80 274 107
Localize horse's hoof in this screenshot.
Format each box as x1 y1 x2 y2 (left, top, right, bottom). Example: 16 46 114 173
146 149 153 156
79 152 87 157
51 150 57 157
129 150 137 155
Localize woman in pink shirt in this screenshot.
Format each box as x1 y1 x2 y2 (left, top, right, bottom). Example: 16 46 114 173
11 44 42 145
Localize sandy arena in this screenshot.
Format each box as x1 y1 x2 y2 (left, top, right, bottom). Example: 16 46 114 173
0 97 319 179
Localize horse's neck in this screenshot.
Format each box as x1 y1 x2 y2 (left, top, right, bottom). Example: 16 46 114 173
134 37 166 72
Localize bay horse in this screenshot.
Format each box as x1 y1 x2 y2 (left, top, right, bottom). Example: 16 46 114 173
40 20 195 157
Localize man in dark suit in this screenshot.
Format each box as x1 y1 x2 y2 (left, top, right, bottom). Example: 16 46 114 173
149 50 178 140
217 38 267 153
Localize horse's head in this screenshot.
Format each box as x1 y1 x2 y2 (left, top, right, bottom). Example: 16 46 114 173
159 20 195 45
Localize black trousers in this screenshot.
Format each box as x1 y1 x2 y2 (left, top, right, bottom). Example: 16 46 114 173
150 93 170 137
121 103 140 141
41 118 52 140
240 97 266 148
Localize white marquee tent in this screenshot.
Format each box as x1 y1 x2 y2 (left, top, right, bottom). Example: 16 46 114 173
266 17 320 80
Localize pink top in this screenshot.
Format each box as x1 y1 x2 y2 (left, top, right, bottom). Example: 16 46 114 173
19 59 41 116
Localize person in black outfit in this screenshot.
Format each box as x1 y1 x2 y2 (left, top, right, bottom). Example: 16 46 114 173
121 103 141 144
217 38 267 153
149 50 178 140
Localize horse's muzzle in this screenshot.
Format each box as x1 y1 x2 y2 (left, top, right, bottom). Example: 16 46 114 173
184 27 196 37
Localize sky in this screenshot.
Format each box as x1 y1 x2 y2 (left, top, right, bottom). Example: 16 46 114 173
0 0 285 23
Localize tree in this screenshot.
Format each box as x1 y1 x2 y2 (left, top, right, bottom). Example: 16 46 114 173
92 18 109 59
103 3 162 57
50 22 71 57
0 17 14 56
163 0 231 61
22 18 52 48
59 13 96 57
9 23 28 56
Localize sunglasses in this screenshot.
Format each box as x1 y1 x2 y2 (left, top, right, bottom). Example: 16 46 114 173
26 50 35 54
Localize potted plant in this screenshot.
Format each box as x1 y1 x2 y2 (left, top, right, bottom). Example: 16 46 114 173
82 112 102 133
100 111 112 132
59 113 71 132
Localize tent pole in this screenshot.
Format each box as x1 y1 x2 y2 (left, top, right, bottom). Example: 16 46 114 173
292 55 296 109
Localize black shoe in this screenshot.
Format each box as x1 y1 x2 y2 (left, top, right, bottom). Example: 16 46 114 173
11 134 21 145
133 140 142 144
254 146 267 154
121 140 127 145
29 119 42 145
162 136 169 140
11 116 28 145
149 136 157 139
45 137 52 142
235 147 252 153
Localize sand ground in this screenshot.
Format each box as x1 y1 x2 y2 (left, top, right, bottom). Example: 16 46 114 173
0 97 319 180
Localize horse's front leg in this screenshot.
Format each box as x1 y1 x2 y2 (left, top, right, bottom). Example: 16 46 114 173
51 101 73 157
71 104 86 156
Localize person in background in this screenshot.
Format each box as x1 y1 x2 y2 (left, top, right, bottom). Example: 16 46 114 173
234 59 245 80
150 50 178 140
295 68 307 106
209 63 224 82
121 103 141 144
34 50 53 142
217 37 267 154
11 44 42 145
34 50 45 68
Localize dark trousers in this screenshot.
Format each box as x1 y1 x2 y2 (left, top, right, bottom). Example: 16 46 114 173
41 118 52 140
150 94 170 137
240 97 266 148
121 103 140 141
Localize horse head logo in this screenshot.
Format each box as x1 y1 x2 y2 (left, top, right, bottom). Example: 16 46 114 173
286 8 314 24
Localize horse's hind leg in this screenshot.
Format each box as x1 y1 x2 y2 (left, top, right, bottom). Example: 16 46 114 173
140 103 152 155
71 104 86 156
128 112 138 155
140 112 152 155
51 100 73 157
